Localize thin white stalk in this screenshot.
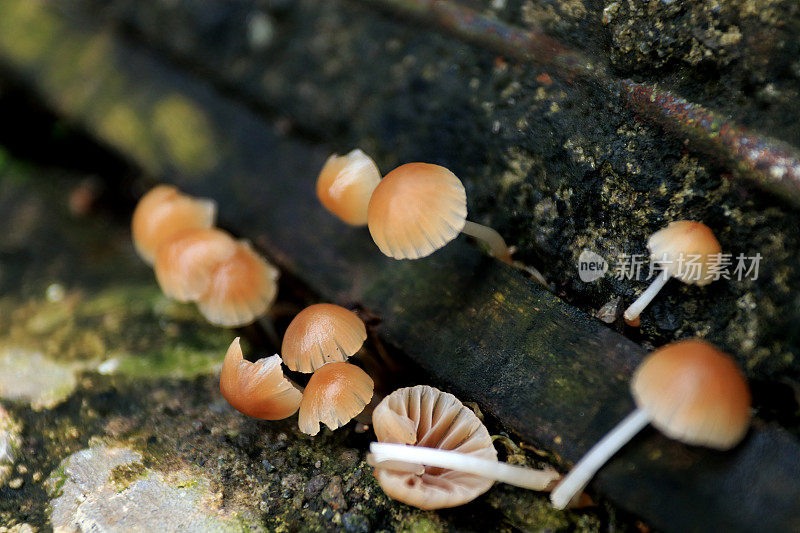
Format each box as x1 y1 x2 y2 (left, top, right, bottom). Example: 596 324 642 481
623 270 670 321
461 221 513 264
550 408 650 509
369 442 560 491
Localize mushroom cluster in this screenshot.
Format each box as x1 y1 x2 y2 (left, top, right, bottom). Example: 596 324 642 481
132 185 279 327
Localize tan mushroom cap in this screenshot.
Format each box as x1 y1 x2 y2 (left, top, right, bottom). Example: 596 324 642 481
316 149 381 226
632 339 751 450
197 240 279 327
220 337 302 420
367 163 467 260
154 227 238 302
648 221 721 285
371 385 497 510
131 185 216 265
298 362 374 436
281 303 367 373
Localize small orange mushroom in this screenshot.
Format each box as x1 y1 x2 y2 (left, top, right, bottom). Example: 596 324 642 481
367 163 513 263
131 185 216 265
550 339 750 509
297 362 374 436
219 337 302 420
281 303 367 373
197 240 279 327
623 221 721 322
154 227 238 302
316 149 381 226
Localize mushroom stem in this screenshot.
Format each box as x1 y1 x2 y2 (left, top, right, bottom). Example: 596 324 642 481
550 408 650 509
623 269 670 322
461 221 513 264
369 442 560 491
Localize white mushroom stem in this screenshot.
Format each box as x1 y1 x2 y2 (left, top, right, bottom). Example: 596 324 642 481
369 442 560 491
550 408 650 509
461 221 513 264
623 269 670 322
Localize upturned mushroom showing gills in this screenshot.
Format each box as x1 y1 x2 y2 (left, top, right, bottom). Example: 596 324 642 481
297 362 374 436
550 339 751 509
132 185 216 265
154 227 238 302
220 337 302 420
316 149 381 226
623 221 721 323
367 385 560 510
281 303 367 373
197 240 279 327
367 163 513 264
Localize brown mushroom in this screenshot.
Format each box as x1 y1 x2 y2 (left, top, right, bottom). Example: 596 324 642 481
367 163 513 263
197 240 279 327
153 227 237 302
131 185 216 265
623 221 721 322
297 362 374 436
281 303 367 373
219 337 302 420
550 339 751 509
316 149 381 226
368 385 559 510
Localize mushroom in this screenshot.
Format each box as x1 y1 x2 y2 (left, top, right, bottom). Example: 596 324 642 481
154 227 237 302
623 221 721 323
550 339 751 509
197 240 279 327
367 163 513 263
367 385 560 510
297 362 374 436
281 303 367 373
219 337 302 420
316 149 381 226
131 185 216 265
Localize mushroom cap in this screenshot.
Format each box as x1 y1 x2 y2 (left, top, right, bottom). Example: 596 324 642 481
316 149 381 226
197 240 279 327
647 221 721 286
131 185 216 265
631 339 751 450
371 385 497 510
367 163 467 260
297 362 374 436
220 338 302 420
154 227 238 302
281 303 367 373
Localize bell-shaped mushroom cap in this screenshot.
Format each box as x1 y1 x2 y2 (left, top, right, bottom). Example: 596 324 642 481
297 362 374 436
632 339 751 450
281 303 367 373
154 227 238 302
131 185 216 265
197 240 279 327
316 149 381 226
371 385 497 510
647 221 721 286
220 337 302 420
367 163 467 260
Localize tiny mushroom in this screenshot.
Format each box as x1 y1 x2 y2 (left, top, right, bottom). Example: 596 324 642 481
367 163 513 263
131 185 216 265
220 337 302 420
297 362 374 436
550 339 751 509
281 303 367 373
154 227 238 302
367 385 560 510
316 149 381 226
197 240 279 327
623 221 721 323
